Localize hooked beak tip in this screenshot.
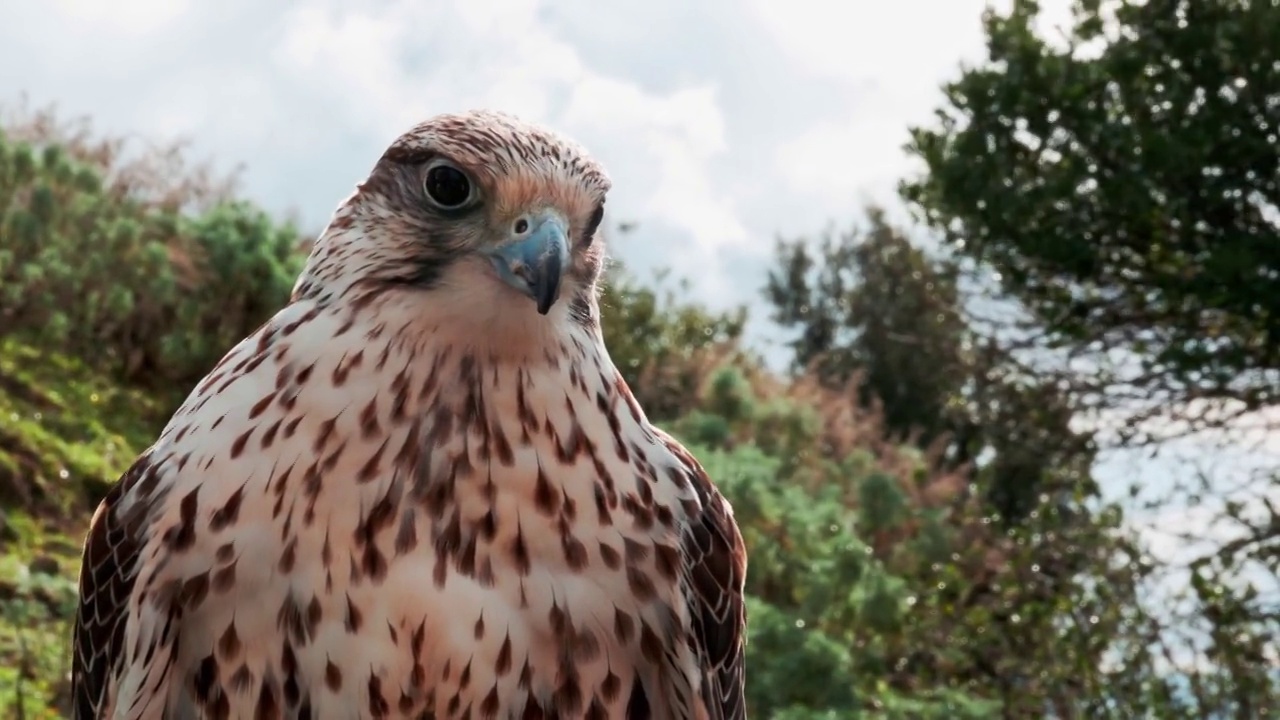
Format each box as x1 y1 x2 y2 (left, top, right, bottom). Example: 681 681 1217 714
520 255 561 316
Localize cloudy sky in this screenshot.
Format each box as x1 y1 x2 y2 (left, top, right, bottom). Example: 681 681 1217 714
1 0 1078 311
4 0 1275 578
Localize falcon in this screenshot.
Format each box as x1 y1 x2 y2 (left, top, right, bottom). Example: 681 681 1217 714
70 110 747 719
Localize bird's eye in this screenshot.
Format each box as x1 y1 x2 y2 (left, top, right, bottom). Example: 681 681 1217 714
423 161 475 209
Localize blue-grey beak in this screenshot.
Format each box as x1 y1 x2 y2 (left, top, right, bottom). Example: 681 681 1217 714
486 209 569 315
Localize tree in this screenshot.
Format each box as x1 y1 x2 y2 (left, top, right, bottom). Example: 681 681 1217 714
902 0 1280 711
763 207 1095 521
901 0 1280 438
764 207 966 450
667 363 1166 718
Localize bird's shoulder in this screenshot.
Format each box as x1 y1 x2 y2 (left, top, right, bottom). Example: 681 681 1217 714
108 298 401 573
163 300 379 435
72 451 170 719
650 426 748 720
648 426 743 559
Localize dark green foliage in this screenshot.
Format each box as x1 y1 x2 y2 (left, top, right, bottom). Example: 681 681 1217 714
902 0 1280 713
164 202 305 380
765 207 966 449
902 0 1280 428
744 598 857 715
0 339 161 719
0 119 304 394
670 368 1157 717
0 112 308 715
763 207 1095 522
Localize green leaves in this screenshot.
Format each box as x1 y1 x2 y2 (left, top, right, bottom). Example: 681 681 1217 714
902 2 1280 712
902 0 1280 423
857 472 908 535
744 598 857 715
662 370 1083 717
0 128 305 393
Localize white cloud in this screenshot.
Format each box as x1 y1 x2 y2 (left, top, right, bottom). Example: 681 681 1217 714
51 0 192 36
264 0 748 278
748 0 1079 241
6 0 1067 305
748 0 992 83
3 0 1091 273
775 115 917 212
563 80 744 255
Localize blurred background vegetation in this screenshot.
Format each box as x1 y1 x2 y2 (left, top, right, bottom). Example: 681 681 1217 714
0 0 1277 717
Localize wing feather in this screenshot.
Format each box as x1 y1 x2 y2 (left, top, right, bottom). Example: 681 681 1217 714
71 455 155 720
664 435 748 720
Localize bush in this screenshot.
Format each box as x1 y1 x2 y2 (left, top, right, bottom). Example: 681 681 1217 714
0 105 305 394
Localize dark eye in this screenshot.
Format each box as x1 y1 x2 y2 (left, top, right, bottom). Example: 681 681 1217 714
583 203 605 244
424 161 474 209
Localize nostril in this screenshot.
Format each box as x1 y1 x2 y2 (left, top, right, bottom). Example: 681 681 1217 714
514 218 529 234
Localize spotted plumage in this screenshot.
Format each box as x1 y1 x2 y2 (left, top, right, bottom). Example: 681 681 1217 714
71 110 747 719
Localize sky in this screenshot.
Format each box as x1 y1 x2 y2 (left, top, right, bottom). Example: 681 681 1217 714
0 0 1076 314
3 0 1275 621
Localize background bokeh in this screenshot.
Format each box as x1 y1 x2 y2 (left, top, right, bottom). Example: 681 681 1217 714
1 0 1276 717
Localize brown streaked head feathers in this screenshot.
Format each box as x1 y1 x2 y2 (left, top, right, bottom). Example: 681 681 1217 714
293 110 612 326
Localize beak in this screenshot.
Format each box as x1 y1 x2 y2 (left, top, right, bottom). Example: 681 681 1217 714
486 209 569 315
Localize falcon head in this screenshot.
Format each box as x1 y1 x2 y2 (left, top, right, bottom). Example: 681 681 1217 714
298 110 612 333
